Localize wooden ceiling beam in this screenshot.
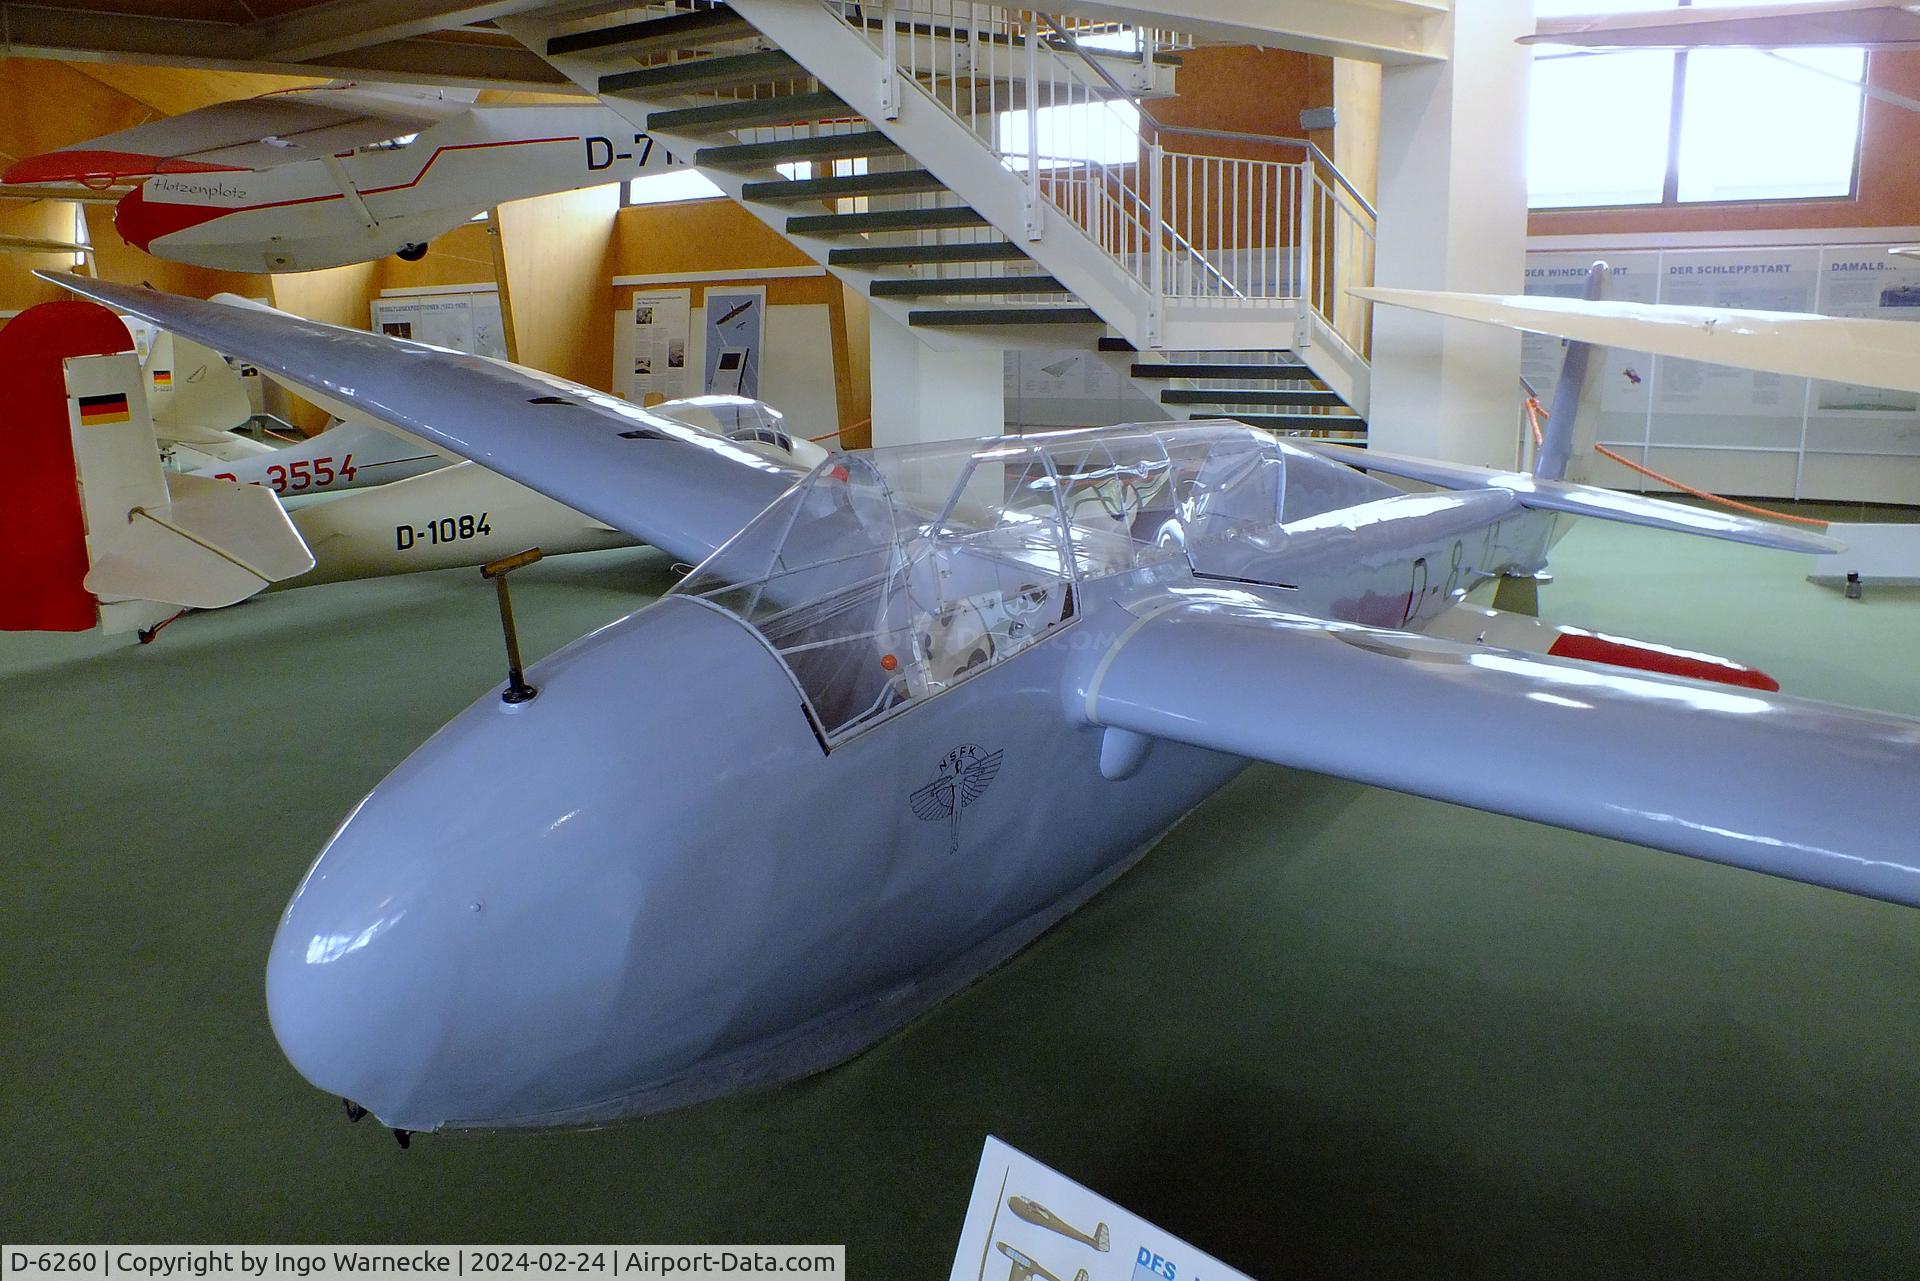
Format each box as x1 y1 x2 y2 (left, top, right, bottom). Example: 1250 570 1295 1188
0 4 584 92
247 0 558 62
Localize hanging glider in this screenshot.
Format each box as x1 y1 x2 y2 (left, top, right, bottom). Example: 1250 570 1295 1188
1353 285 1920 396
1526 2 1920 51
4 85 687 272
0 234 91 256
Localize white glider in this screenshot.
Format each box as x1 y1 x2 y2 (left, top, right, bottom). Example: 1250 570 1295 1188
1526 2 1920 51
5 85 687 272
1354 285 1920 396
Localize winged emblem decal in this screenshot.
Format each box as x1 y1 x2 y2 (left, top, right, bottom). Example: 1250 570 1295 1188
909 744 1004 855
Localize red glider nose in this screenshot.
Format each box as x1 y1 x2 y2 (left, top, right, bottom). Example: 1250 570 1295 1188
111 184 232 253
112 185 158 251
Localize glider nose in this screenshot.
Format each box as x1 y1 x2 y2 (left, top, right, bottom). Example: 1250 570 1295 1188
264 725 640 1131
264 599 801 1131
112 185 160 252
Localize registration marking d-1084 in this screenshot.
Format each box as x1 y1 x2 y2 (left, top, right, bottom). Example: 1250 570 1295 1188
396 513 493 550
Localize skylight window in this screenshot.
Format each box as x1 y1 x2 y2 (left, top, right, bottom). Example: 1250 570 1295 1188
1527 1 1866 209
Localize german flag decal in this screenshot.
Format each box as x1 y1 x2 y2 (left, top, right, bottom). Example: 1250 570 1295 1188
151 369 172 387
77 391 131 426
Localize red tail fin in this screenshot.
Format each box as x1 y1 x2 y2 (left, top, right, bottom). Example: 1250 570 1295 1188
0 300 134 631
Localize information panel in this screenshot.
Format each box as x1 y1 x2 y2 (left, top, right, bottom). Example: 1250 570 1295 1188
951 1137 1257 1281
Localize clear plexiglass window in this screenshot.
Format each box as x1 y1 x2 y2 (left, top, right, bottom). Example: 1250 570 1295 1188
674 423 1293 745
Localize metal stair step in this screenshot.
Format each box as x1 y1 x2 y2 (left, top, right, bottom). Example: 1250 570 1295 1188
871 275 1066 298
648 91 849 133
696 130 900 169
1223 412 1366 431
600 50 803 98
787 206 988 235
743 168 948 202
1097 336 1137 352
848 15 1184 66
829 241 1028 267
1131 362 1314 381
548 8 754 58
1162 388 1349 408
909 306 1103 327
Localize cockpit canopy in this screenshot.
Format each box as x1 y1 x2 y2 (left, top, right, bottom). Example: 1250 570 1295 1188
674 422 1304 745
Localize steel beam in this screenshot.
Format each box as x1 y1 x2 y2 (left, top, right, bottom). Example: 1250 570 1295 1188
1048 0 1448 63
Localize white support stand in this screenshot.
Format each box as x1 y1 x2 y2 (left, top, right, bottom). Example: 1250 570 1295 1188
868 308 1006 447
1367 0 1532 468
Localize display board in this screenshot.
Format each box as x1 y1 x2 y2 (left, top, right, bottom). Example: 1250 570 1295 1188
370 288 507 360
950 1137 1256 1281
702 285 764 399
627 289 691 403
612 291 841 437
1525 240 1920 502
1004 348 1160 430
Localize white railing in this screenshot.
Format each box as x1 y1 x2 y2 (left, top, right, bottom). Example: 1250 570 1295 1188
821 1 1375 350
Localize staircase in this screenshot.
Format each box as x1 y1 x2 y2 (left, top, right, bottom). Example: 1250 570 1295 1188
501 0 1374 442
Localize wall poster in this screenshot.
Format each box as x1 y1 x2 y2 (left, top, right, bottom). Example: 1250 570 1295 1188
702 285 765 400
370 289 507 359
628 288 691 404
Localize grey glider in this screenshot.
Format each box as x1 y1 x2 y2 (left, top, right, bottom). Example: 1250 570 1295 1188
38 271 1920 1133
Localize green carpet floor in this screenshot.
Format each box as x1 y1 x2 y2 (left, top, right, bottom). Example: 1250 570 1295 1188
3 524 1918 1277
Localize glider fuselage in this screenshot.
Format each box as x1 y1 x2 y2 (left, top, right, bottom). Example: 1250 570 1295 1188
265 449 1556 1131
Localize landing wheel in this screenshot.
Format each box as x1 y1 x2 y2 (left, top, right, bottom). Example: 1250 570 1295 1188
392 1128 413 1149
342 1099 367 1123
396 242 428 262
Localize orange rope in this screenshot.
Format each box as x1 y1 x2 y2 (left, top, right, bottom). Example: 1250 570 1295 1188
1526 395 1826 528
1592 444 1829 528
811 417 869 444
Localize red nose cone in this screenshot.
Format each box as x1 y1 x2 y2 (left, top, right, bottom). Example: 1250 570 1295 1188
112 185 158 251
112 183 232 253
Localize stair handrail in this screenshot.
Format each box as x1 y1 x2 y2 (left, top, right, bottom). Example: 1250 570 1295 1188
1038 10 1376 334
1037 15 1376 221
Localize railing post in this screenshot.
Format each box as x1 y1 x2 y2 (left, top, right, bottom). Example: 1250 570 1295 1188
1023 11 1043 240
1294 166 1316 350
879 0 900 119
1146 138 1164 348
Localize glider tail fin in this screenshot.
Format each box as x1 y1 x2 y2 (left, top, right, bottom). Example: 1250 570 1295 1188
0 300 136 631
1534 260 1610 484
0 300 312 635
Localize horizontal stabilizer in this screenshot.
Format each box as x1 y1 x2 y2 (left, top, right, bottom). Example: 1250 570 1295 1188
1069 587 1920 908
1355 286 1920 396
86 473 313 609
1303 440 1842 555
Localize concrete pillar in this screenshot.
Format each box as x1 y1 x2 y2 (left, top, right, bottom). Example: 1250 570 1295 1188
1368 0 1532 467
868 308 1005 447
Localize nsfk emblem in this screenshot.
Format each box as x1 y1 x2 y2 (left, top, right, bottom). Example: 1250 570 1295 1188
909 744 1004 854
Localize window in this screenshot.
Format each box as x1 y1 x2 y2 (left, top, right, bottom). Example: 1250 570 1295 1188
998 100 1141 171
624 169 725 206
1528 0 1867 209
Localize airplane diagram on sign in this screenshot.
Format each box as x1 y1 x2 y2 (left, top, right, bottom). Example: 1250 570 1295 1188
3 83 689 271
36 268 1920 1145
